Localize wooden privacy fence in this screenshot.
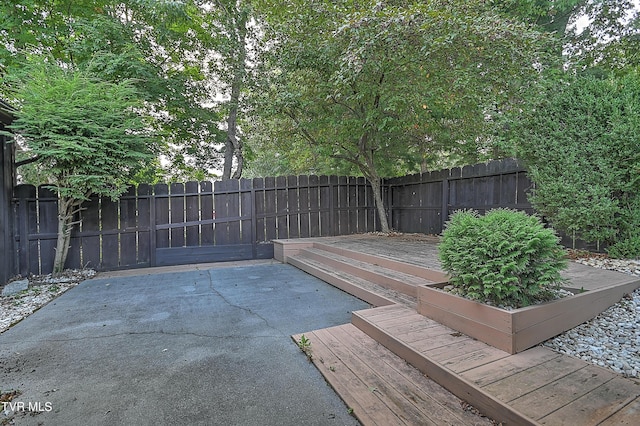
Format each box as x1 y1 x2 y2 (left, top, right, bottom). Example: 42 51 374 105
387 158 533 235
10 158 538 278
13 176 379 275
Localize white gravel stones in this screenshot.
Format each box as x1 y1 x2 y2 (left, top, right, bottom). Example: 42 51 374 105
0 269 96 333
543 257 640 378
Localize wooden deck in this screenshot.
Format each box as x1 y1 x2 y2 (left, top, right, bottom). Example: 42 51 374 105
293 325 494 426
277 235 640 426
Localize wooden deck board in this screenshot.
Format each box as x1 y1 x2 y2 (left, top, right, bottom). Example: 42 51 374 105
314 328 448 426
352 310 541 425
538 377 640 425
336 323 495 426
420 338 489 358
356 305 415 320
438 346 511 374
293 329 399 426
462 346 561 387
294 325 494 426
392 322 443 340
598 397 640 425
482 356 587 402
310 327 414 426
509 364 617 420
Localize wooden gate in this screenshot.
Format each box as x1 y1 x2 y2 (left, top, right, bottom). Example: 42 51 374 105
153 179 265 267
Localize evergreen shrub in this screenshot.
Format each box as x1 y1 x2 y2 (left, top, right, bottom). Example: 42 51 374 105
438 209 568 308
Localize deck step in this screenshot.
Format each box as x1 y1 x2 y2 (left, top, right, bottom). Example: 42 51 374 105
353 304 640 426
298 246 432 297
292 324 495 426
279 237 640 425
288 253 417 308
313 242 448 282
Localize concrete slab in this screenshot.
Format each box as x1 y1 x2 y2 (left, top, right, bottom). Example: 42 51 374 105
0 263 369 425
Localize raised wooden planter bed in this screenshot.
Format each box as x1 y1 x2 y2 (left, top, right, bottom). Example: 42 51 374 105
417 279 640 354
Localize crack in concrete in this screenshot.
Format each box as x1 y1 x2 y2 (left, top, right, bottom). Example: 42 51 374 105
206 270 288 336
1 270 291 345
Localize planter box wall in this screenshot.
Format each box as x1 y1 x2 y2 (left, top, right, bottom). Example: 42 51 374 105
417 279 640 354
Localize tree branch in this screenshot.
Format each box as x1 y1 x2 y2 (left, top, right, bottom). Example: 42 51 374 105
15 156 40 167
284 109 319 146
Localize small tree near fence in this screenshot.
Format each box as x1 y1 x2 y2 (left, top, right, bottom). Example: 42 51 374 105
2 61 155 273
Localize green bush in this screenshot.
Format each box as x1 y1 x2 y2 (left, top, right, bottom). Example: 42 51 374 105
608 236 640 260
506 72 640 251
438 209 568 308
607 196 640 259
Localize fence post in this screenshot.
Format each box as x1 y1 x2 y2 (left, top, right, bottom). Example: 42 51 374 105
441 177 449 232
149 187 157 267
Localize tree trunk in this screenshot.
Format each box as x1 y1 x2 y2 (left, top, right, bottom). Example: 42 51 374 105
360 145 390 233
53 196 79 274
368 176 390 233
222 9 248 180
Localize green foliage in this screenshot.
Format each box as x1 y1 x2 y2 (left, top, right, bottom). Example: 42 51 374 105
0 0 232 182
564 0 640 72
438 209 567 308
608 237 640 260
507 71 640 252
253 0 555 231
297 334 312 359
258 0 554 172
2 60 156 272
607 195 640 259
4 61 155 201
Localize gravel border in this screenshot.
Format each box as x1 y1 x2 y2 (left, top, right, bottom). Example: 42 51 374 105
543 257 640 378
0 269 96 334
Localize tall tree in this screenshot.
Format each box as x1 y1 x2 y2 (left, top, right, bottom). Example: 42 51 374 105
254 0 554 232
204 0 254 180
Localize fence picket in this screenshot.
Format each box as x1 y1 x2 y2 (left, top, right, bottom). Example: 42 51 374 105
137 184 151 265
185 181 200 247
200 181 214 245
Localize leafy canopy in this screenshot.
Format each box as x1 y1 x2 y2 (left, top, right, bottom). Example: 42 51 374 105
252 0 556 177
4 61 155 201
0 0 226 182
